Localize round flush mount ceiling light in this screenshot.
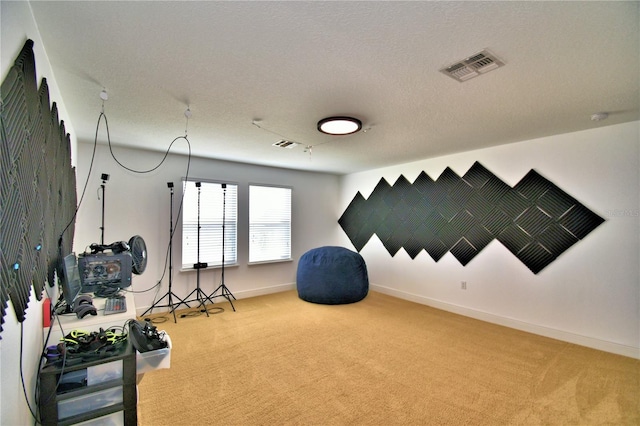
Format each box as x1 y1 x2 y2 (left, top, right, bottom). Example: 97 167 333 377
317 116 362 135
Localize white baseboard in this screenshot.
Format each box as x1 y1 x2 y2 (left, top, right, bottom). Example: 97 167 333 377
136 283 297 317
371 284 640 360
231 283 296 300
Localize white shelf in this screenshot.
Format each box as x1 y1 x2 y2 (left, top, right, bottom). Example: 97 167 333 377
45 292 137 345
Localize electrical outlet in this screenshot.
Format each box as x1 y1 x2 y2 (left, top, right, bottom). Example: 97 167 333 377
461 281 467 290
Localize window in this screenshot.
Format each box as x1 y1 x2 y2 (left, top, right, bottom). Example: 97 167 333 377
249 185 292 263
182 181 237 269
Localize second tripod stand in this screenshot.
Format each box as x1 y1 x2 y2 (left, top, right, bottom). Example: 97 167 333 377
142 182 189 322
207 183 236 311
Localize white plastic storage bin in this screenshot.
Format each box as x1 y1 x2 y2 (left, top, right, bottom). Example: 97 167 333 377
57 386 123 420
136 332 171 375
87 360 123 386
75 410 124 426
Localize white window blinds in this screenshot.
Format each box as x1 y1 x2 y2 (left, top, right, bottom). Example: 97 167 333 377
182 181 237 269
249 185 292 263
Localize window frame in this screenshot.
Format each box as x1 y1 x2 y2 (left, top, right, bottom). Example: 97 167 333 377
248 184 293 265
180 179 238 271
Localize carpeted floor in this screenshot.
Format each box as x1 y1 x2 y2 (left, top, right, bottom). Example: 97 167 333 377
136 290 639 425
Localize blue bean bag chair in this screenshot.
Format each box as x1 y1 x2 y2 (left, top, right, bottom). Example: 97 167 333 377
297 246 369 304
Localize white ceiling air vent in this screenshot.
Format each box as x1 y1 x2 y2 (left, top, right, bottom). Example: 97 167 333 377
273 140 299 149
440 49 505 82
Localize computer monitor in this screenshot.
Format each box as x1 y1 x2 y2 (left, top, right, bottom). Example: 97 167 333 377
60 253 82 307
78 252 133 293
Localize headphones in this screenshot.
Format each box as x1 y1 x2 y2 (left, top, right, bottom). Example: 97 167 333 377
90 241 129 254
72 295 97 319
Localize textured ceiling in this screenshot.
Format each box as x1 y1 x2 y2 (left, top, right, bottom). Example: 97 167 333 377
24 1 640 174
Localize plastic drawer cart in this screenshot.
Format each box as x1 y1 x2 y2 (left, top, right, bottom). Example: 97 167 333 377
38 341 137 426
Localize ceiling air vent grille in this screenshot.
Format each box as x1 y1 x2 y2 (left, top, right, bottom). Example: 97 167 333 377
273 140 299 149
440 49 504 82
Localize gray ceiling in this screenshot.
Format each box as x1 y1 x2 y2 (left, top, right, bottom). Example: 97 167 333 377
28 1 639 175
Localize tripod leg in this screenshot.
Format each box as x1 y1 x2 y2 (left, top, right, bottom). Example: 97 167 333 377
142 288 191 323
167 292 190 323
183 287 210 317
222 286 236 312
198 289 216 316
209 284 237 312
226 294 236 312
167 293 178 323
141 293 171 317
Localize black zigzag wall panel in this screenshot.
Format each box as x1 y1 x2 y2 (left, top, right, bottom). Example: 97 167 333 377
339 162 604 274
0 40 77 338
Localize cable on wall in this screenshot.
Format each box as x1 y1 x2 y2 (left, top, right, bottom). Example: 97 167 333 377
93 92 194 308
57 101 105 253
100 94 192 174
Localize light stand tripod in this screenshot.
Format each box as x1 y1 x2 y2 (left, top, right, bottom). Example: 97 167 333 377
208 183 236 311
142 182 189 322
99 173 109 244
184 182 214 316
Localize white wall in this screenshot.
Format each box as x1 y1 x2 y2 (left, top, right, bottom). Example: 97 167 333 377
339 121 640 358
1 2 77 425
73 142 341 314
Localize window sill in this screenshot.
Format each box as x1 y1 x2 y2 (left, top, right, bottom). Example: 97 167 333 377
179 263 239 273
248 258 294 266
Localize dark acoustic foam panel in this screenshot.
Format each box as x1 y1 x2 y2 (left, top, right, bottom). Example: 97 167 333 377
0 40 77 336
338 162 604 274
